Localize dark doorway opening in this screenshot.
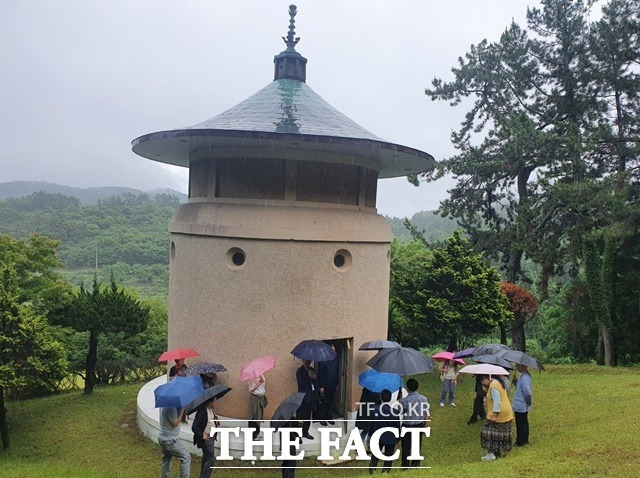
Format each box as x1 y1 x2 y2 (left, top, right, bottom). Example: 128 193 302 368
319 338 352 429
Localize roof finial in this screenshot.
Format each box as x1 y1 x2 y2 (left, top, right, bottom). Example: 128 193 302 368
282 4 300 50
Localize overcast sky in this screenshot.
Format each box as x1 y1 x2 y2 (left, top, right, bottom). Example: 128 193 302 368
0 1 538 217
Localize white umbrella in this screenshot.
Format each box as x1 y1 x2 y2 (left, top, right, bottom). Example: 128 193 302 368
458 364 510 376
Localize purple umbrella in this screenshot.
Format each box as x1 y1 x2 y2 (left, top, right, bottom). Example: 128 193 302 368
454 347 475 359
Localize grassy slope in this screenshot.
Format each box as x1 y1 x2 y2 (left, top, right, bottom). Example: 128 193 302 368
2 365 640 477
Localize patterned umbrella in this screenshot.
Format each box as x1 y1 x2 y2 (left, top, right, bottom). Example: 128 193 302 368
185 363 228 375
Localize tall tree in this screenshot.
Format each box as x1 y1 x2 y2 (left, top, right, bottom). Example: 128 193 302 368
500 282 539 352
391 232 512 350
58 276 150 394
0 267 68 449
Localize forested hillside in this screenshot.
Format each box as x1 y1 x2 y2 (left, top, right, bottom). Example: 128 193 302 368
0 181 187 204
0 190 450 297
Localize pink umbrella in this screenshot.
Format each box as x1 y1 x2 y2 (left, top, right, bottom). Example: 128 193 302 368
432 351 466 366
158 348 200 362
240 355 276 381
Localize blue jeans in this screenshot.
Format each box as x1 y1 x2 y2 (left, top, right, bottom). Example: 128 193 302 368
159 435 191 478
200 439 215 478
439 379 455 405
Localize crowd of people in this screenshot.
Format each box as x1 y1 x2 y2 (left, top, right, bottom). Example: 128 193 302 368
157 356 534 477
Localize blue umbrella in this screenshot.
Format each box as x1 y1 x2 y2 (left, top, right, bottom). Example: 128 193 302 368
358 369 403 393
291 340 337 362
154 375 205 409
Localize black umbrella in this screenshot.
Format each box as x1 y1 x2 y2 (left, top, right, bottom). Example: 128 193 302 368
497 350 545 371
473 354 514 370
359 340 401 351
291 340 337 362
185 384 232 415
366 347 435 375
473 343 510 357
270 392 306 429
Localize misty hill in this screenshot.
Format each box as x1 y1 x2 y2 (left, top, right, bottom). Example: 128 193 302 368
386 210 459 242
0 181 187 204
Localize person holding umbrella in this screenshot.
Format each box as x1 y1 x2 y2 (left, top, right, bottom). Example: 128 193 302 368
191 398 219 478
399 378 429 469
438 359 459 407
317 343 339 425
480 374 514 461
241 355 276 441
158 405 191 478
368 389 402 474
512 364 533 446
248 374 268 440
296 359 316 440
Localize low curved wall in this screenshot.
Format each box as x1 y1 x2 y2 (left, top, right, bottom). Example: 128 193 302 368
137 376 355 459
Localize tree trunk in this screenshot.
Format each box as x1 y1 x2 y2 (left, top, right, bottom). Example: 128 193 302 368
595 330 604 366
601 323 614 367
0 386 9 449
447 336 457 353
511 325 526 352
500 325 507 345
85 330 99 395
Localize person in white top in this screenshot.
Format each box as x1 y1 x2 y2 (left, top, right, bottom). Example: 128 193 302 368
248 374 267 440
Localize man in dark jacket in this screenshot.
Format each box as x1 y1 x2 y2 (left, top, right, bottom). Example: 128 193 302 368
369 389 401 474
295 359 315 439
191 399 218 478
317 344 339 425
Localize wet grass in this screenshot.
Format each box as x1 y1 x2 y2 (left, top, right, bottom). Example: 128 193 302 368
1 364 640 477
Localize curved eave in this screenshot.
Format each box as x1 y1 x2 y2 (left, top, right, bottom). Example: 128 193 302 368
131 129 435 179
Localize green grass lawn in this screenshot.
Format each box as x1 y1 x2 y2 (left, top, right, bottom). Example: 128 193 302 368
2 365 640 477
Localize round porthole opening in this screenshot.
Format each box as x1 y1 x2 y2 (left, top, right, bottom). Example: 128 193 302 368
226 248 246 269
333 249 352 270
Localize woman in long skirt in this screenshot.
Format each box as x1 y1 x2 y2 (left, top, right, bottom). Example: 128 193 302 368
480 375 514 461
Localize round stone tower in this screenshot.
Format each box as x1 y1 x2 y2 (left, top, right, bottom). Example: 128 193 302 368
132 5 434 421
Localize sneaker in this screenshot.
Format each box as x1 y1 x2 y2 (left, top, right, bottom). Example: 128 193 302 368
319 421 328 426
440 402 445 407
481 452 496 461
327 420 335 425
450 403 456 407
255 433 264 441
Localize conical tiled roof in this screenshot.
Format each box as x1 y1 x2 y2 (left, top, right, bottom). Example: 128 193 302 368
131 6 434 178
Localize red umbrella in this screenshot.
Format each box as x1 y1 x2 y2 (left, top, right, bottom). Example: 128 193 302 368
158 348 200 362
240 355 276 381
432 351 466 366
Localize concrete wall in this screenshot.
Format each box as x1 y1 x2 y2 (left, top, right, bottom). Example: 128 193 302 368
167 202 391 419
